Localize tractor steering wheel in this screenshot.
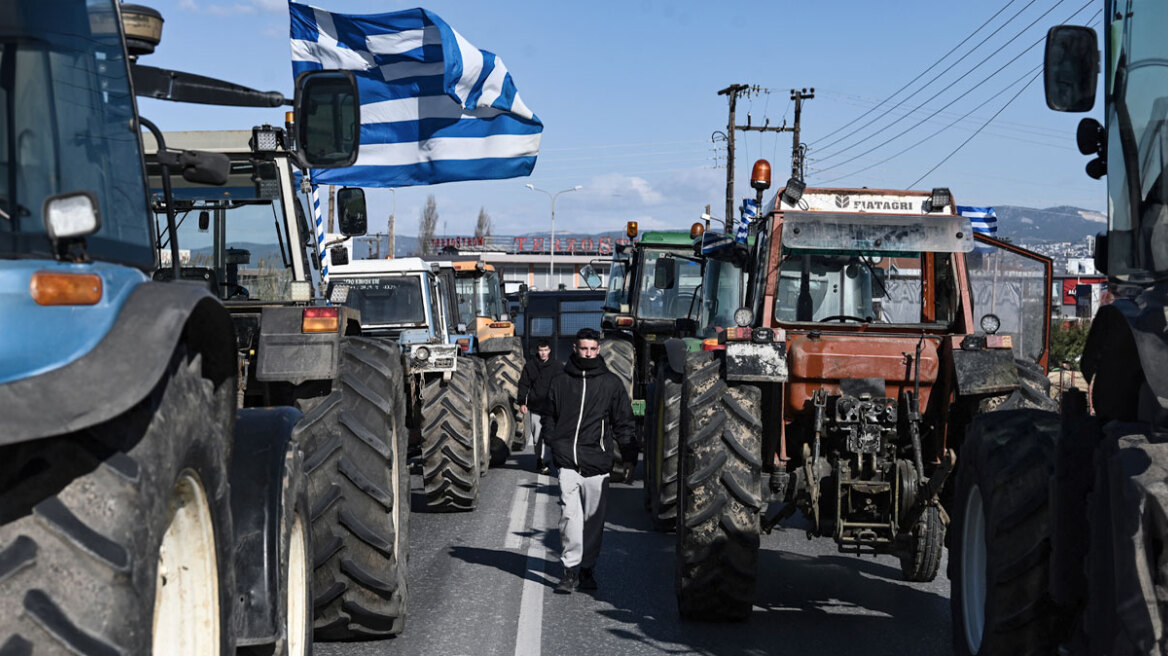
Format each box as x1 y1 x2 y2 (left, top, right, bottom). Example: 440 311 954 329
819 315 867 323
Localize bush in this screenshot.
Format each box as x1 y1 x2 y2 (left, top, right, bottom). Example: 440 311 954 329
1050 320 1091 370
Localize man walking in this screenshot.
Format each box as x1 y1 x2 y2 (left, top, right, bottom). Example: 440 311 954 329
517 339 561 475
543 328 637 594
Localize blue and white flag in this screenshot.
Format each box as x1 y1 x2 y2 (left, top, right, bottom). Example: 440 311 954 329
957 206 998 235
737 198 757 243
289 3 543 188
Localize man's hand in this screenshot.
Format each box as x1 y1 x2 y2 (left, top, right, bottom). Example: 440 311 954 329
611 459 636 484
520 404 528 414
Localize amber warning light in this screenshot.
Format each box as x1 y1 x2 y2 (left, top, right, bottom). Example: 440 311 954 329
626 221 638 238
690 222 705 239
30 272 102 306
751 159 772 191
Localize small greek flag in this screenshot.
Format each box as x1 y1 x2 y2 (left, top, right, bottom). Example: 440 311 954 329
290 3 543 188
957 206 997 235
737 198 757 243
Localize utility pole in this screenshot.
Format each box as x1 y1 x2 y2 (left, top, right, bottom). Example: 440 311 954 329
790 88 815 179
720 84 805 229
387 213 395 258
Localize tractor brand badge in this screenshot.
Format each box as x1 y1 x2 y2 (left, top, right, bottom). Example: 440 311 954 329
835 195 850 208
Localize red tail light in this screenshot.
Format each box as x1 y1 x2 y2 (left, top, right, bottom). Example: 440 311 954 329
302 306 339 333
489 321 511 329
615 315 634 328
457 338 471 352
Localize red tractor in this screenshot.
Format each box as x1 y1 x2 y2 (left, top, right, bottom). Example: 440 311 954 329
670 167 1055 620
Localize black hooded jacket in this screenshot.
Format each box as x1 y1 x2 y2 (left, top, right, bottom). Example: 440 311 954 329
543 354 636 477
516 356 563 415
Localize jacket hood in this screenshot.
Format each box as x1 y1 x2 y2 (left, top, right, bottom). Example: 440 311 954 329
563 354 608 378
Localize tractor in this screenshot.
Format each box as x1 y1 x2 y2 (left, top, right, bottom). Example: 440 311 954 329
668 162 1055 621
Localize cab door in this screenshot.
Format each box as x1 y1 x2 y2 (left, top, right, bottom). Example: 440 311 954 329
965 234 1054 371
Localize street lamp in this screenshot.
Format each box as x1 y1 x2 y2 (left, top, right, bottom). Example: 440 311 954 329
525 183 582 288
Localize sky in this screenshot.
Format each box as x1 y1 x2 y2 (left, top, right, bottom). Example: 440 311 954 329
137 0 1107 240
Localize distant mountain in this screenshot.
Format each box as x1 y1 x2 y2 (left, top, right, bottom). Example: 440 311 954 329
993 205 1106 244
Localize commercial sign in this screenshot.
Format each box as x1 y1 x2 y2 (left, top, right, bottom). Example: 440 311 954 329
430 235 632 255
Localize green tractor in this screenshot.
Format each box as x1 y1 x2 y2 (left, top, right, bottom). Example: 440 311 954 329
583 222 704 525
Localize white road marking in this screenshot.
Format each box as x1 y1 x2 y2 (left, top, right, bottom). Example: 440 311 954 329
514 473 553 656
505 483 533 550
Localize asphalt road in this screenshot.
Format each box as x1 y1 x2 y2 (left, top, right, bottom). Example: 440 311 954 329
317 450 954 656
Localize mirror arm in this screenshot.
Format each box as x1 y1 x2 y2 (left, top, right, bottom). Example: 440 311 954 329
139 116 181 281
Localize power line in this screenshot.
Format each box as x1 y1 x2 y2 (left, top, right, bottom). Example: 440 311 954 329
817 63 1042 185
814 0 1027 148
906 68 1044 188
812 0 1093 176
814 0 1081 164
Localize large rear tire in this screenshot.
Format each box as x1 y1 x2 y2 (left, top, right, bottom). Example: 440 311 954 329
675 351 762 621
949 409 1059 656
0 346 235 655
298 337 408 640
650 363 682 532
599 336 635 402
1084 429 1168 655
420 359 481 511
486 337 526 452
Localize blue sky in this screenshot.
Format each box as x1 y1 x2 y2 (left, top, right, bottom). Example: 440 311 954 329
138 0 1106 239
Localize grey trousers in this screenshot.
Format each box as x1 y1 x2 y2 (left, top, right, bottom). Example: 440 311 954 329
528 412 553 464
558 468 609 569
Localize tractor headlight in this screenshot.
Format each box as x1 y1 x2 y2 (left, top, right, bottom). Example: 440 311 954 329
414 346 430 361
980 313 1001 335
734 307 754 327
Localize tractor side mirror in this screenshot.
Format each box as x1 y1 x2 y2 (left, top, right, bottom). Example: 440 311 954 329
294 70 360 168
579 264 602 290
518 282 530 308
198 210 210 232
337 186 367 236
654 257 676 289
1044 25 1098 112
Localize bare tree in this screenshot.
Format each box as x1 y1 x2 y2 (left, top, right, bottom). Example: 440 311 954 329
474 206 493 239
418 194 439 255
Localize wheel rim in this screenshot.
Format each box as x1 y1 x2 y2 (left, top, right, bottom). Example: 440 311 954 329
961 483 988 654
153 471 219 655
287 512 308 656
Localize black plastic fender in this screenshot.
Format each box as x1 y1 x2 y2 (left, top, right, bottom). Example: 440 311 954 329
230 406 303 645
0 281 234 446
663 337 689 376
951 347 1019 397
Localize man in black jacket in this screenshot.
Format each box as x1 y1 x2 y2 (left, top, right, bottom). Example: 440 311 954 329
517 339 562 474
543 328 637 593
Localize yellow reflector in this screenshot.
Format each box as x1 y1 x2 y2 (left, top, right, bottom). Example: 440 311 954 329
30 272 102 306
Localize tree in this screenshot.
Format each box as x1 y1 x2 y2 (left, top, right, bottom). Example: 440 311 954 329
474 206 493 239
1050 319 1091 369
418 195 438 255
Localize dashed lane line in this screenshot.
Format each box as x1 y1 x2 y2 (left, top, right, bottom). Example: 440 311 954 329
514 473 553 656
504 482 533 550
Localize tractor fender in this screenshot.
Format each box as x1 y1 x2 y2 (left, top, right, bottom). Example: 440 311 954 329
0 281 235 446
230 406 302 645
951 347 1019 397
664 337 689 376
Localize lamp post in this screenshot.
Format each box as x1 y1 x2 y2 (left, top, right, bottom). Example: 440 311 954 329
525 183 581 288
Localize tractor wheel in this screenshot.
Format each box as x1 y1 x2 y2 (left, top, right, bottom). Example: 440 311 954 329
899 505 944 583
297 337 408 640
949 409 1059 656
487 388 515 468
0 346 235 655
675 351 762 621
486 337 525 452
420 359 481 511
472 359 491 476
651 363 682 532
264 442 311 656
643 375 658 512
599 336 635 402
1083 430 1168 655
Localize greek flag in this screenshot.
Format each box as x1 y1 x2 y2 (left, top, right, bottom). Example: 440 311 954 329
737 198 757 243
957 206 997 235
289 3 543 188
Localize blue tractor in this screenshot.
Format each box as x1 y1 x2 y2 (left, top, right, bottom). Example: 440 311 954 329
0 2 358 652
